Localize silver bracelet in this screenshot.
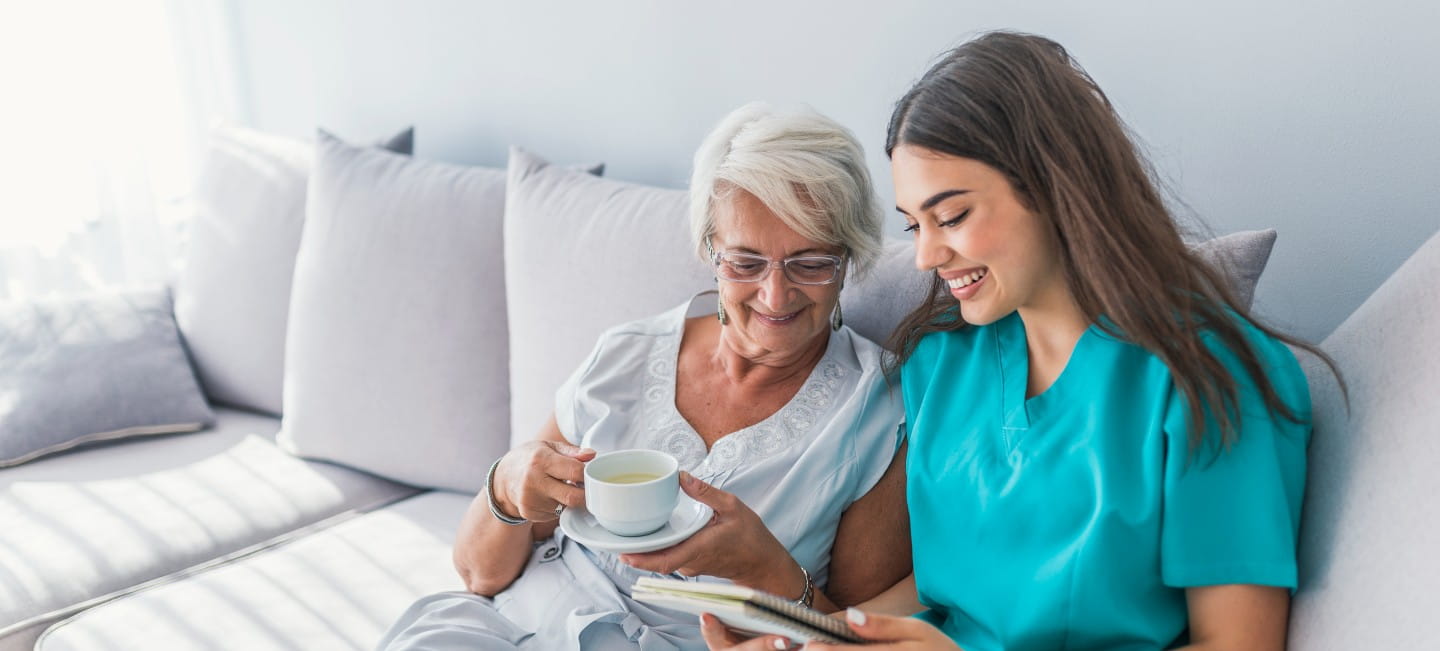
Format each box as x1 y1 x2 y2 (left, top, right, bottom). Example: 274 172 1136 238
795 564 815 608
486 458 528 526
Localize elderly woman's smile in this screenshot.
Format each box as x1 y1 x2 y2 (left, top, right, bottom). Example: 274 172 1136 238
752 310 802 325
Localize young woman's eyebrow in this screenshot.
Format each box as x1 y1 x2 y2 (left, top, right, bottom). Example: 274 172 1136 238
896 189 971 216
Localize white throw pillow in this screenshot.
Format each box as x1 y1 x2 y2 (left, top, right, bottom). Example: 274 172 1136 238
504 148 715 447
278 131 509 493
175 125 412 416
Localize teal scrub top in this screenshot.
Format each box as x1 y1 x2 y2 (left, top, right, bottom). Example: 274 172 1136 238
900 312 1311 650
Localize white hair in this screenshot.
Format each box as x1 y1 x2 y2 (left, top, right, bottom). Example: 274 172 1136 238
689 102 884 279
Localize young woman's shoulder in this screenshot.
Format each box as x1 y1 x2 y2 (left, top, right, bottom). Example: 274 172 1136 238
1152 309 1314 463
1196 312 1312 417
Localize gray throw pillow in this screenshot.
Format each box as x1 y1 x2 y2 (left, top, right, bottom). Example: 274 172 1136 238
278 132 513 493
1192 228 1277 309
0 289 214 467
174 125 413 417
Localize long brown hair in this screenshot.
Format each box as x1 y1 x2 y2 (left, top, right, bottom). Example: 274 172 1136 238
885 31 1342 453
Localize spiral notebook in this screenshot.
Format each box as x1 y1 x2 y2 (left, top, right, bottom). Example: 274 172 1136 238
631 577 864 644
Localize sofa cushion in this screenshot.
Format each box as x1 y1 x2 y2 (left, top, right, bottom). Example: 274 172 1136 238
36 491 467 651
1287 229 1440 649
174 125 413 416
278 132 511 494
0 407 416 651
0 289 214 468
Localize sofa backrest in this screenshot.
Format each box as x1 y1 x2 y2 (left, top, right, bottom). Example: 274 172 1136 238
1288 229 1440 649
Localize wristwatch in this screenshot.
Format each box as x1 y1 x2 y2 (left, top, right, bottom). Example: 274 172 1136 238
486 458 528 526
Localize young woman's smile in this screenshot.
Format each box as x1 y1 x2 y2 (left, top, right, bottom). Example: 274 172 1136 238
939 266 989 301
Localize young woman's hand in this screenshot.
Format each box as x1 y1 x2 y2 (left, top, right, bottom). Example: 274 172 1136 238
699 609 962 650
699 613 797 650
620 472 809 600
806 609 961 651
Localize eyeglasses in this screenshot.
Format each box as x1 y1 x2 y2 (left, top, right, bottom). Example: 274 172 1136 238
707 242 846 285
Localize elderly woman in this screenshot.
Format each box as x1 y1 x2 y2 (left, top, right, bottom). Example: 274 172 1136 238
377 102 910 650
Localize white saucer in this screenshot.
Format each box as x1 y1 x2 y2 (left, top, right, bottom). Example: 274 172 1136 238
560 494 713 554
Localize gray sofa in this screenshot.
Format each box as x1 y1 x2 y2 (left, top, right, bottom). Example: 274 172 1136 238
0 133 928 651
0 124 1435 650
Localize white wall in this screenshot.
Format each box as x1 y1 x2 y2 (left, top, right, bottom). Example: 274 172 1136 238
228 0 1440 341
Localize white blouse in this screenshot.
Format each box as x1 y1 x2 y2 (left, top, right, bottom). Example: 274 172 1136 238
554 292 904 589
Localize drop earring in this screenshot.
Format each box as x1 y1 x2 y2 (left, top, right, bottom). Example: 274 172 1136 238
831 303 843 331
717 292 728 326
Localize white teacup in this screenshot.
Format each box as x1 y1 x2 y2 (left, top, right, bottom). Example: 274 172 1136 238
584 449 680 537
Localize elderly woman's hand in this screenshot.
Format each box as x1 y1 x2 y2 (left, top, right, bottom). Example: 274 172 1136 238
621 472 806 599
492 440 596 522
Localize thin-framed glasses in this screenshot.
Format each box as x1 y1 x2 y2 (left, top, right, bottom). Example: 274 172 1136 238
707 242 845 285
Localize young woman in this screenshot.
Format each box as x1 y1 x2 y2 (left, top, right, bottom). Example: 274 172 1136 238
704 31 1338 651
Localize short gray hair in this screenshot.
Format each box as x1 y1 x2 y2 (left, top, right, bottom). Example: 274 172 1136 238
689 102 884 279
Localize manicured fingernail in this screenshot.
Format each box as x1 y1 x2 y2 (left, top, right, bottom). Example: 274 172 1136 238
771 638 787 650
846 607 866 626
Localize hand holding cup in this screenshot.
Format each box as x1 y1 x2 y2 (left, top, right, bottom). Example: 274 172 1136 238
492 440 596 522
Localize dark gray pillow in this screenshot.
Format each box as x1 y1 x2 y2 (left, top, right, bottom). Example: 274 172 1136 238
0 289 214 467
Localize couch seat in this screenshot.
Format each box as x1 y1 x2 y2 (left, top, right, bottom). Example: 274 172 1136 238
0 407 419 651
36 491 468 650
